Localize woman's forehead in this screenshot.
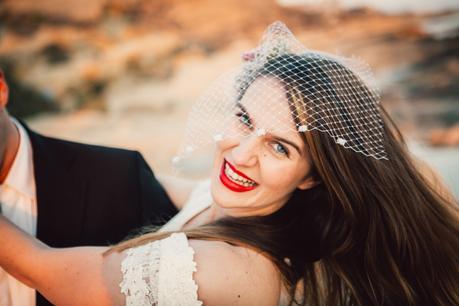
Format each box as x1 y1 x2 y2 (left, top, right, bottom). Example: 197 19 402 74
239 77 298 133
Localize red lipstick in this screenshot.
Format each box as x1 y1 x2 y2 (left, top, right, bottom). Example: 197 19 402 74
219 159 258 192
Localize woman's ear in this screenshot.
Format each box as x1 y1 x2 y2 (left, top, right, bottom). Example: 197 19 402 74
297 176 319 190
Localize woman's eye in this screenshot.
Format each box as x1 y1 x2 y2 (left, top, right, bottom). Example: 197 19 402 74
272 142 289 156
235 112 252 128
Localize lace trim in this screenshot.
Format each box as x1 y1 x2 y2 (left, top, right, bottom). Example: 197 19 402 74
158 233 203 306
120 239 161 305
120 232 203 306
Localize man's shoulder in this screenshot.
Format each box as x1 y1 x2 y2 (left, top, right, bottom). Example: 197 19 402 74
27 128 145 174
48 135 137 159
17 119 135 157
38 132 139 160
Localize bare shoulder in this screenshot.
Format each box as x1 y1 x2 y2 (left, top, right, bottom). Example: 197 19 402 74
188 239 281 306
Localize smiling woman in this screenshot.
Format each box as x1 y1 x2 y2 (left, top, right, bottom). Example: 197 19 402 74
209 75 315 218
115 22 459 305
0 21 458 306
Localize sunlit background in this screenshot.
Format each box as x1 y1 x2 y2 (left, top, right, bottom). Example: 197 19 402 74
1 0 458 197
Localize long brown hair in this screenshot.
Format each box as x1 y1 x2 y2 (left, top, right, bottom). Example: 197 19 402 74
109 54 459 305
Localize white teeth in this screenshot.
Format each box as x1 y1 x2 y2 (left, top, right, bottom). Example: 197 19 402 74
224 163 257 187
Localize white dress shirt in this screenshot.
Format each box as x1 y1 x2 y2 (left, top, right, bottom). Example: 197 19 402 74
0 119 37 306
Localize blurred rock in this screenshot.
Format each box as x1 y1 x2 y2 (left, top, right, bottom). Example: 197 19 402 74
422 12 459 39
429 124 459 146
0 0 457 144
2 0 108 24
0 58 58 118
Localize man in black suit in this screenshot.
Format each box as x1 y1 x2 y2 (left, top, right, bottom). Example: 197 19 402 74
0 70 178 306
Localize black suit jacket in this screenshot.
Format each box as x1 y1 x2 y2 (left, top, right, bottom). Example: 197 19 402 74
20 122 178 306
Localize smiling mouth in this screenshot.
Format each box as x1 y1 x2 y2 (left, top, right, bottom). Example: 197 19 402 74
219 159 258 192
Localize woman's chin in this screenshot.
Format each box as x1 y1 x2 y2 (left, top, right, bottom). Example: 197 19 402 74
211 179 256 212
210 179 238 208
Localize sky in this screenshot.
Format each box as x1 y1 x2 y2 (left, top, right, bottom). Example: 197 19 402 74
277 0 459 14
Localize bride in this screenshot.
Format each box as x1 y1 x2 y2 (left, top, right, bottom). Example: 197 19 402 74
0 22 458 306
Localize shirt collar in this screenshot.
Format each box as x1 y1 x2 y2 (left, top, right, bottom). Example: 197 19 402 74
2 118 36 199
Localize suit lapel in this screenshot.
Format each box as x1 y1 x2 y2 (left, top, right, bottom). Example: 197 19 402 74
21 121 87 247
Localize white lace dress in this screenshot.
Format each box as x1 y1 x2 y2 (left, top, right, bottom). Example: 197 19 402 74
119 180 212 306
119 179 289 305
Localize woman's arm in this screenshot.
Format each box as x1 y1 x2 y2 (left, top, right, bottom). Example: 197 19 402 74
0 216 125 305
0 216 282 306
156 174 197 211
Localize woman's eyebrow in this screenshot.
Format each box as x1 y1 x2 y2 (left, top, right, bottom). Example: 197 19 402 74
236 102 249 115
236 102 254 128
270 135 302 156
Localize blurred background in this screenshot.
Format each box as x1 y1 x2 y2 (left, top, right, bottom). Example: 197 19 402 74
0 0 458 197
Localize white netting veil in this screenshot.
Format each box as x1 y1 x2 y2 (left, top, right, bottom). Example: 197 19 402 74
172 21 387 170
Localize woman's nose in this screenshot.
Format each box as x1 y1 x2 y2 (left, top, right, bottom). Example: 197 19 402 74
230 134 260 167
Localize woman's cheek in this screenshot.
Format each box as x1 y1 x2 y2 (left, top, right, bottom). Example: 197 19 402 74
262 163 295 190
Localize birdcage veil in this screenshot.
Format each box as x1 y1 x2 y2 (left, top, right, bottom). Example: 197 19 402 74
171 21 387 171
